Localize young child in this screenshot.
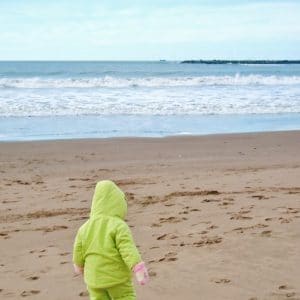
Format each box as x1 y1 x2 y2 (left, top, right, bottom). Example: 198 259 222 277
73 180 148 300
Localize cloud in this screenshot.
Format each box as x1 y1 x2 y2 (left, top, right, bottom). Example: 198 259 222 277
0 0 299 59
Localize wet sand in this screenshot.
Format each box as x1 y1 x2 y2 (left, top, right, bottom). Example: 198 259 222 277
0 131 300 300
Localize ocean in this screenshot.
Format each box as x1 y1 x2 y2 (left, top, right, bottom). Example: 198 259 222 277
1 61 300 141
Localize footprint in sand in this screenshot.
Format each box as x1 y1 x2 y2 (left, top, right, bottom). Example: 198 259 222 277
230 214 253 220
156 234 168 240
2 200 19 204
252 195 268 200
159 216 183 224
286 188 300 195
148 259 156 264
21 290 40 297
69 216 89 221
278 285 294 290
286 207 300 214
202 199 221 203
149 246 160 249
207 225 218 230
276 286 299 299
148 270 157 277
156 233 178 240
193 236 222 247
271 291 298 299
261 230 272 237
35 225 68 233
218 201 233 207
13 180 30 185
79 291 89 297
212 278 231 284
151 223 162 228
158 252 178 262
164 203 175 207
125 192 135 201
26 276 39 281
229 209 253 220
179 210 189 215
141 195 160 206
232 223 268 234
279 217 292 224
29 249 46 254
190 208 200 212
59 252 70 256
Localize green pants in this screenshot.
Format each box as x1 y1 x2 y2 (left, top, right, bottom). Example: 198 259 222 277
87 280 136 300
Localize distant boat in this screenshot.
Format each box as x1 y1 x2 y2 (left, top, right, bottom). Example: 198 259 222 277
159 59 167 62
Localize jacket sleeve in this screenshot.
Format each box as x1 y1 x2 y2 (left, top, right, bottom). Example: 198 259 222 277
73 228 84 267
115 221 142 270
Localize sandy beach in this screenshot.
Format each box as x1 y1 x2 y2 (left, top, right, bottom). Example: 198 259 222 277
0 131 300 300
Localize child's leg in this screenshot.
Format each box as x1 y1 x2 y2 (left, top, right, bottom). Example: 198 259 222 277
107 280 136 300
87 286 111 300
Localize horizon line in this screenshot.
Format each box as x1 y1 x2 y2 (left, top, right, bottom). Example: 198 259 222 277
0 59 300 62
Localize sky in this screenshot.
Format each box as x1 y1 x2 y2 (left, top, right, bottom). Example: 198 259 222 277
0 0 299 60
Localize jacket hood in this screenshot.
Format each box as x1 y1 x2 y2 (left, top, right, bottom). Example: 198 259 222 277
90 180 127 219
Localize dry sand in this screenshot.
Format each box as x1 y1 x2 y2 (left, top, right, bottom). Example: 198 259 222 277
0 131 300 300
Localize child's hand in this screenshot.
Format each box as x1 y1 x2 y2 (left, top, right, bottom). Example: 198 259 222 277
133 262 149 285
73 264 84 276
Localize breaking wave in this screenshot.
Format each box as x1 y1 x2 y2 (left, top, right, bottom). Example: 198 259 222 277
1 74 300 89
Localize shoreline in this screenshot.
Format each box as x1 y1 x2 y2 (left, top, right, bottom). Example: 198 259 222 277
1 129 300 144
1 113 300 142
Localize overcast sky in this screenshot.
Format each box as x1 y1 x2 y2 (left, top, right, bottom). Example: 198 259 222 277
0 0 299 60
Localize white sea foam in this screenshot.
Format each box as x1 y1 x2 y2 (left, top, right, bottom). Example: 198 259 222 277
1 73 300 117
1 75 300 89
1 84 300 117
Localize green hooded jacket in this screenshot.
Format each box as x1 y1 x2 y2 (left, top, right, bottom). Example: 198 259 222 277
73 180 142 289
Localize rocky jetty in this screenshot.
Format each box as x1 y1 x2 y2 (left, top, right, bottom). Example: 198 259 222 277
181 60 300 64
